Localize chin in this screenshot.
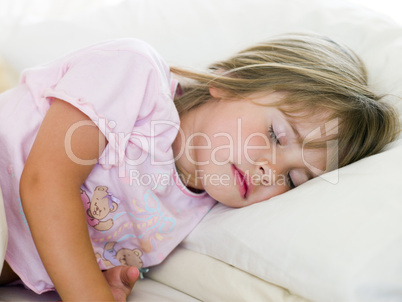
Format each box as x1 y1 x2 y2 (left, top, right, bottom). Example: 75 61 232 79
217 199 247 208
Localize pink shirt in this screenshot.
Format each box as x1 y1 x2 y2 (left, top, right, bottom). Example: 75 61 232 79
0 39 216 294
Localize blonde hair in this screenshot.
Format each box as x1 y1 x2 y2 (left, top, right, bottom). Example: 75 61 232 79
170 33 400 170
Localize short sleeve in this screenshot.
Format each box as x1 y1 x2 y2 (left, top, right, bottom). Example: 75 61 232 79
41 39 177 168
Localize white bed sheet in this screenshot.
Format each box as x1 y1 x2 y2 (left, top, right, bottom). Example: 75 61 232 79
0 278 201 302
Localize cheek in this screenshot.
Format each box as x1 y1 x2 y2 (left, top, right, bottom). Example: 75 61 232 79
210 136 235 164
195 133 235 166
202 178 236 203
213 129 270 166
242 134 272 164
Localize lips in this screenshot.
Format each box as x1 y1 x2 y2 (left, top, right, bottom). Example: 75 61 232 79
232 164 248 199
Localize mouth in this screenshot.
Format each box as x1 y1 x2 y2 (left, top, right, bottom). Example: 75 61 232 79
232 164 248 199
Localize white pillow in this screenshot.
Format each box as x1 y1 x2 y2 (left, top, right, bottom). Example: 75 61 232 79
148 247 308 302
183 140 402 302
0 0 401 301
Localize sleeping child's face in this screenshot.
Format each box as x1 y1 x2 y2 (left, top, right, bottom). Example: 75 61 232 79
173 90 335 208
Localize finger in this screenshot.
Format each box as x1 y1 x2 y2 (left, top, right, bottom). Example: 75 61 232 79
102 266 140 301
120 266 140 290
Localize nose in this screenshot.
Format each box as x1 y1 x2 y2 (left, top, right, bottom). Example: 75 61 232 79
258 164 271 186
256 157 287 187
256 158 282 186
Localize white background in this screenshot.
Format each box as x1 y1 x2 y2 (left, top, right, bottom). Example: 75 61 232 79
349 0 402 25
0 0 401 25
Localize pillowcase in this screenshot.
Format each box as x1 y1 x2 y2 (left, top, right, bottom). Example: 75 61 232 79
148 247 308 302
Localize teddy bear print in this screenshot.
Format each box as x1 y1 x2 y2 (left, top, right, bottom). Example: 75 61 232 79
81 186 120 231
96 241 144 269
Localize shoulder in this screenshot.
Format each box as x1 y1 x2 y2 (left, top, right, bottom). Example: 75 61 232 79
81 38 170 75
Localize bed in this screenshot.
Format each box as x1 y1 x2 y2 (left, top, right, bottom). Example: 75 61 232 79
0 0 401 301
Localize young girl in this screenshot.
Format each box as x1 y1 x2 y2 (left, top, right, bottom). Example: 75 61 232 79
0 33 399 301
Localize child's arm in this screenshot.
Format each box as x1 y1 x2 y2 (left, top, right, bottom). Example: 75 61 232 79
20 99 114 301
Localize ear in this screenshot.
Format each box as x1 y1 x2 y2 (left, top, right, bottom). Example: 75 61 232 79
209 86 226 99
110 202 118 212
133 248 143 257
96 186 107 192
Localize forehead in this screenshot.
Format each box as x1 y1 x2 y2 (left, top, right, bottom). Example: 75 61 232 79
249 90 288 105
249 89 338 139
287 112 339 144
250 91 335 134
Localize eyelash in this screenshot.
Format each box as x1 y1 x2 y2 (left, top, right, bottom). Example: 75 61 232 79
268 125 280 145
269 125 295 189
287 174 295 189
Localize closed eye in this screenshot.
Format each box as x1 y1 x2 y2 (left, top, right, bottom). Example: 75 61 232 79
268 125 280 145
287 173 295 189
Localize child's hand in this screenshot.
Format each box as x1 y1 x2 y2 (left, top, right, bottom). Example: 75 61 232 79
102 266 140 302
